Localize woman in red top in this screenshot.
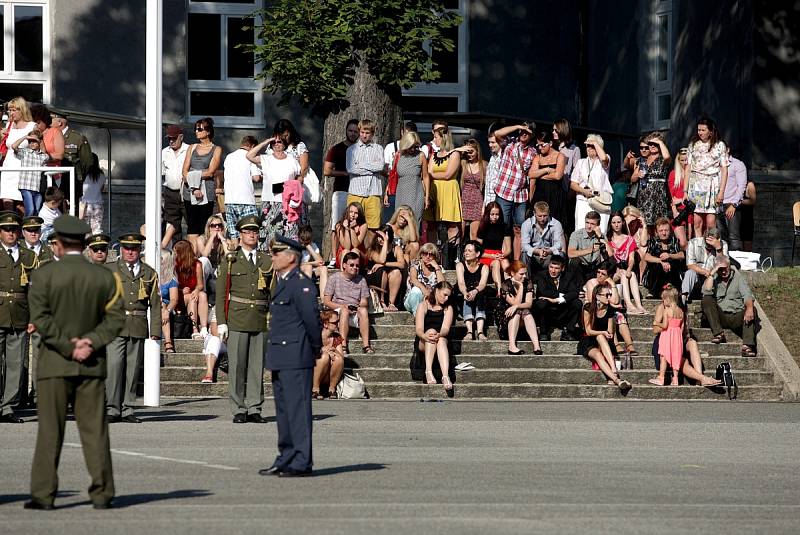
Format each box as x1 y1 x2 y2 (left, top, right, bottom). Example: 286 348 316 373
668 147 690 248
606 212 647 314
174 239 208 339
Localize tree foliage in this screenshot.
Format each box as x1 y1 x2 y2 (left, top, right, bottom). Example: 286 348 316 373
248 0 462 116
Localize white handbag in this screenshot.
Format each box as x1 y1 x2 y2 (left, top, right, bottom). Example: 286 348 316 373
302 168 321 204
336 372 367 399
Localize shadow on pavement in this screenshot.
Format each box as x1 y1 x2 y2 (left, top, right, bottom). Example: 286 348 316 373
56 489 213 509
311 463 387 477
135 410 219 422
1 490 78 507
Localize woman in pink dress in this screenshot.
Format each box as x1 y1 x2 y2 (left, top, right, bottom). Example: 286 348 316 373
459 138 485 240
650 286 684 386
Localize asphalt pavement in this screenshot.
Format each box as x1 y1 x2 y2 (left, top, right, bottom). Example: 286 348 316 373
1 399 799 535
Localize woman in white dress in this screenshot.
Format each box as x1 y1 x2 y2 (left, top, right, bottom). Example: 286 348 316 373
686 116 728 237
570 133 613 233
1 97 37 210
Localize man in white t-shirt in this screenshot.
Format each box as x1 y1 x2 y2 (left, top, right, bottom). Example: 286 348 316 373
161 125 189 240
222 136 262 242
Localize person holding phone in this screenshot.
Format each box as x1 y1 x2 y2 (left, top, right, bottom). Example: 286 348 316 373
322 251 373 354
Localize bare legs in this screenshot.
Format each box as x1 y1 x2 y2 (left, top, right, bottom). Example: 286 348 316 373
693 212 716 239
313 350 345 397
616 272 646 313
419 330 452 392
387 269 402 309
507 313 541 353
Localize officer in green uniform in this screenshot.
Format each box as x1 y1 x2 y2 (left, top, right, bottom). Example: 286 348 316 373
0 212 36 423
17 216 55 408
216 215 273 423
105 233 160 423
25 215 125 510
86 233 111 265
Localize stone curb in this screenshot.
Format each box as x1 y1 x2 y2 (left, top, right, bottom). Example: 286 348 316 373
755 300 800 401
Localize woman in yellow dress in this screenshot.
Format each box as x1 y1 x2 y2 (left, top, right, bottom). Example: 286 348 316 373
423 123 465 266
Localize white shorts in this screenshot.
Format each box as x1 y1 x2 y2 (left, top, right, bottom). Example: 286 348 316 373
338 307 360 328
331 191 349 230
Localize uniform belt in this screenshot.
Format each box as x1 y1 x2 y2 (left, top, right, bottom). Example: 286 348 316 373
229 295 268 306
0 291 26 299
125 310 148 316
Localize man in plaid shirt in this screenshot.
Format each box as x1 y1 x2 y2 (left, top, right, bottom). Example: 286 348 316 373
492 123 537 259
11 129 50 216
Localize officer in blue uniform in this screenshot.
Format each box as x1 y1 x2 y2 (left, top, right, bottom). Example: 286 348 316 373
260 236 321 477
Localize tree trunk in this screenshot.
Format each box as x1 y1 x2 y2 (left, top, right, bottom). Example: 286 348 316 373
321 60 402 258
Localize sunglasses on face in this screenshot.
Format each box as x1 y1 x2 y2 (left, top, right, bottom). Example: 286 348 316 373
209 223 224 229
639 146 649 150
421 251 435 257
536 142 549 148
0 226 17 232
90 247 108 253
345 263 359 268
648 142 659 147
195 127 206 132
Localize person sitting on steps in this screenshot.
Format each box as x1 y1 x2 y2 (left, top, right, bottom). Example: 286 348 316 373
533 254 582 341
415 281 455 394
701 255 758 358
499 261 543 355
578 285 632 394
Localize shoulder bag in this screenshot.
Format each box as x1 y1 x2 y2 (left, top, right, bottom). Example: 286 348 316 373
336 372 367 399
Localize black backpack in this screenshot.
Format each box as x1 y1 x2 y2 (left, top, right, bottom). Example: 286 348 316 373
715 362 738 400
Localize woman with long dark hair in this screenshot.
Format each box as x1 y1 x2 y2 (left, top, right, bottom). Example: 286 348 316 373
476 201 512 293
80 153 106 234
414 281 455 394
606 212 647 314
632 132 672 229
578 285 632 394
498 261 542 355
333 202 368 267
687 116 729 237
530 130 567 226
181 117 222 250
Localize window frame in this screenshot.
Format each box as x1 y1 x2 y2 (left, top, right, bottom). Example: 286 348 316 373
651 0 673 130
0 0 51 103
402 0 469 112
186 0 263 127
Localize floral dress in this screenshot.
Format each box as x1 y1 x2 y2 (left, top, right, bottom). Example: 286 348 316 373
636 156 671 226
687 140 729 214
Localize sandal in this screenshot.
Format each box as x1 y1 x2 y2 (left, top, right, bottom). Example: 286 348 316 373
741 345 757 358
164 341 176 353
625 344 639 356
191 331 204 340
477 333 488 341
311 390 323 401
711 333 727 344
648 377 665 386
362 345 375 354
200 375 213 384
328 391 338 400
425 371 437 385
442 375 453 392
700 377 722 387
384 303 398 312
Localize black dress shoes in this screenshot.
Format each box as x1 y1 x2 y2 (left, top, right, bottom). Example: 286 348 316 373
507 349 525 355
121 415 142 424
93 502 113 510
258 465 282 476
247 413 268 423
233 414 247 423
23 501 54 510
278 468 312 478
0 413 23 423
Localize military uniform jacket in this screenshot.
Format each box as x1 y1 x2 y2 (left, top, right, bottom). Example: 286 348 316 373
63 128 92 180
29 254 125 379
216 248 273 332
106 259 161 339
20 240 55 269
0 247 36 329
265 268 322 371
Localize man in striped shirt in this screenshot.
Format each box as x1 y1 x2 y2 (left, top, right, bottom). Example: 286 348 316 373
346 119 385 230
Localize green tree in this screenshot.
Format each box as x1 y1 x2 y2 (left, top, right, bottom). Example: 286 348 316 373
249 0 461 253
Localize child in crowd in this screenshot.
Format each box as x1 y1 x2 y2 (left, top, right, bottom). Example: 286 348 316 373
38 187 64 241
650 285 684 386
80 153 106 234
298 225 327 294
11 128 49 216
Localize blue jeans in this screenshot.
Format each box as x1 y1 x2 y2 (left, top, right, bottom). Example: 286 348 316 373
495 196 526 228
403 286 424 316
21 189 42 217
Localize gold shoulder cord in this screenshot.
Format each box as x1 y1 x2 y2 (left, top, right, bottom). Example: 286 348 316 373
139 272 158 301
106 272 124 311
19 255 38 286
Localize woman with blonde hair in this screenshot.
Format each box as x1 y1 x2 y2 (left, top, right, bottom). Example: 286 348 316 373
460 139 486 240
668 147 691 246
159 249 180 353
404 241 445 315
388 131 429 223
388 205 420 262
1 96 37 209
423 123 463 267
570 133 612 233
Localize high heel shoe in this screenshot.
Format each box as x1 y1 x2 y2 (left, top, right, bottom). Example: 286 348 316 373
508 348 525 355
425 371 437 385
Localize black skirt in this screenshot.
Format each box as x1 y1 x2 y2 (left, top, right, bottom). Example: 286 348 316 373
533 179 566 225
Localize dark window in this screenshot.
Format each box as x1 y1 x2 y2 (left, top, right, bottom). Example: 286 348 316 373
227 17 254 78
0 82 43 103
188 13 221 80
190 91 255 116
656 94 671 122
401 96 459 113
431 23 459 84
14 6 43 72
656 14 669 82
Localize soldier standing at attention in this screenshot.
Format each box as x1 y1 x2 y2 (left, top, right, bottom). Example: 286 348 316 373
105 233 160 424
18 216 55 408
0 212 36 423
216 214 272 424
25 215 125 510
259 236 321 477
86 233 111 265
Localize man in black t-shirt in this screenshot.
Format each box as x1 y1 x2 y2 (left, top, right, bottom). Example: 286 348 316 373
323 119 360 265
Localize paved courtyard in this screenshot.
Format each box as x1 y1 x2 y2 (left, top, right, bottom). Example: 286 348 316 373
1 399 799 535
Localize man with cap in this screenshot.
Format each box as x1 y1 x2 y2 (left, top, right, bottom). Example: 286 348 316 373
86 233 111 265
17 216 55 408
162 125 189 240
260 235 321 476
104 232 160 423
51 111 92 203
216 214 273 423
26 215 125 510
0 212 37 423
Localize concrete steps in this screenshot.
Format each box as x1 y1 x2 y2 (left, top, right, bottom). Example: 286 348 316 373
158 298 782 401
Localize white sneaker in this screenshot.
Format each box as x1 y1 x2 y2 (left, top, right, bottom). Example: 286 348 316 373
199 326 209 338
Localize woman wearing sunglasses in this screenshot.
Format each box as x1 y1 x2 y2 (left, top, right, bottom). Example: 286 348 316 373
578 285 632 394
632 132 672 231
529 131 567 228
181 117 222 251
312 309 345 400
